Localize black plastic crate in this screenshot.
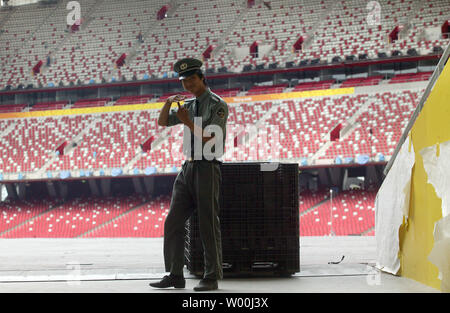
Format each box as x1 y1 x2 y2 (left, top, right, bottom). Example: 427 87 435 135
185 162 300 277
186 248 300 277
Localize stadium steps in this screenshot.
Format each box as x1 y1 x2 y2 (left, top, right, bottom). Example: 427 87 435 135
123 125 169 173
399 0 425 30
360 226 375 236
36 115 104 177
311 121 362 164
122 146 147 174
280 0 335 64
210 2 251 58
0 120 18 139
76 199 151 238
102 0 165 82
0 6 16 40
0 200 67 238
311 93 376 164
44 0 106 77
222 100 281 161
3 1 61 70
300 196 330 218
5 0 71 85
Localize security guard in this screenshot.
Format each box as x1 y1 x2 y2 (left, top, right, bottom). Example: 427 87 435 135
150 58 228 291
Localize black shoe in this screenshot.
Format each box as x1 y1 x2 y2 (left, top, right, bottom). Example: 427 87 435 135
193 278 218 291
149 275 185 289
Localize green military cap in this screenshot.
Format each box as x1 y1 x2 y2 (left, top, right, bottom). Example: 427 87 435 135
173 58 203 80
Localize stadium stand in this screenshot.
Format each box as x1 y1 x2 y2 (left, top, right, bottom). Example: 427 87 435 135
114 95 154 105
320 89 423 159
0 0 448 88
46 110 160 172
0 190 375 238
263 94 371 159
245 84 288 95
0 115 95 173
0 0 448 240
30 100 68 111
1 195 147 238
0 97 422 238
0 198 55 237
340 76 383 88
71 97 111 109
158 91 193 102
389 71 433 84
299 189 376 236
0 85 425 174
292 80 336 92
209 88 241 98
82 194 170 238
0 104 27 113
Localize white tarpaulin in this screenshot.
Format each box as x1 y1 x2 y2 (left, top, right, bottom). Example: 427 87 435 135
421 140 450 292
420 141 450 217
428 215 450 293
375 135 415 275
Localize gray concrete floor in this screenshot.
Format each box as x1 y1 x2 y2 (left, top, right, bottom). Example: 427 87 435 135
0 237 440 293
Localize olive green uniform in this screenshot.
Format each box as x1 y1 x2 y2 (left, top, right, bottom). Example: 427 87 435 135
163 88 228 280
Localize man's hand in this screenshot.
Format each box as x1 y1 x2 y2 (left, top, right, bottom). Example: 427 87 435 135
176 102 215 143
176 102 192 125
167 94 187 104
158 94 187 127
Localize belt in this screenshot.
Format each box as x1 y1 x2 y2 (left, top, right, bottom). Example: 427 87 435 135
186 156 222 164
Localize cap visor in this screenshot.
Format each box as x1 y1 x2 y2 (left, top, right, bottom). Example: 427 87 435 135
178 69 199 80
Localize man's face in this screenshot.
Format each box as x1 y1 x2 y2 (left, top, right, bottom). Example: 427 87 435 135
181 74 204 95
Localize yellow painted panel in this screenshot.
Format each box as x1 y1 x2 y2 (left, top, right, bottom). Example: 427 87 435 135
400 60 450 291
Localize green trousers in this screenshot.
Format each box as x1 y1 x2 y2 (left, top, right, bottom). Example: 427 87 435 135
163 160 223 280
